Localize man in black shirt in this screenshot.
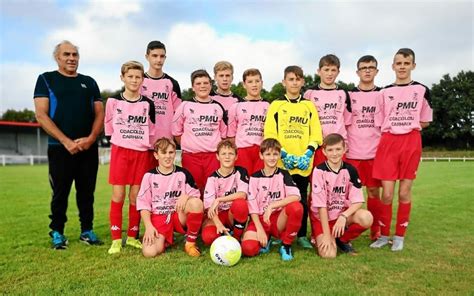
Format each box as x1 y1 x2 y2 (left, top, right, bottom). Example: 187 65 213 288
34 40 104 249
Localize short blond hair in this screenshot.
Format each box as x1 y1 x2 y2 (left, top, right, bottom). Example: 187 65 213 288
214 61 234 74
154 137 176 153
216 139 237 154
260 138 281 154
121 61 144 76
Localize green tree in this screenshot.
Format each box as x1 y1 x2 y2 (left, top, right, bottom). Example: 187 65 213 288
1 108 36 122
423 71 474 148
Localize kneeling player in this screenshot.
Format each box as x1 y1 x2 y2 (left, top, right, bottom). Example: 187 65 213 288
202 139 249 246
310 134 373 258
137 138 204 258
241 138 303 261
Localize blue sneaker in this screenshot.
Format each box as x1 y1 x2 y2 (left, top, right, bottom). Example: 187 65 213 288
259 238 272 254
50 231 68 250
279 245 294 261
79 230 104 245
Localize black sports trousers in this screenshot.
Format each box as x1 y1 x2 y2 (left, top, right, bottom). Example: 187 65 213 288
47 144 99 234
291 174 310 238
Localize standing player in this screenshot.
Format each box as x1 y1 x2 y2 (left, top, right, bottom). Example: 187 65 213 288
346 55 383 241
304 54 352 165
310 134 373 258
202 140 249 246
371 48 433 251
141 40 182 145
211 61 241 113
104 61 155 254
227 68 269 175
264 66 323 249
172 69 227 193
137 138 204 257
241 138 303 261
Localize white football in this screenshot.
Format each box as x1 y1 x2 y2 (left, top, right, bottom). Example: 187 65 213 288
210 235 242 266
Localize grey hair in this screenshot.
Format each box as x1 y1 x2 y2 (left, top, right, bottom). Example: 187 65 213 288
53 40 79 59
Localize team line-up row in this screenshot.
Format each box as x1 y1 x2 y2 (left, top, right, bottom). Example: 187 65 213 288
34 40 432 261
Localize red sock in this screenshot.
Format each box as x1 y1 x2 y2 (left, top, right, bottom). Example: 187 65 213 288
367 197 381 233
380 203 393 236
185 212 203 243
340 223 367 243
241 239 260 257
109 200 124 240
395 202 411 237
230 199 249 241
201 225 219 246
127 204 140 238
281 201 303 245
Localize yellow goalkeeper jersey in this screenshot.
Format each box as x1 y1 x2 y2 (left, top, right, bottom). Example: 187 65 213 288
264 95 323 177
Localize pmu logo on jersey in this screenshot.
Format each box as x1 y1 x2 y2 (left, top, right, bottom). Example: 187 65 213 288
396 101 418 110
199 115 219 122
250 115 265 122
332 186 346 194
323 103 338 110
164 190 182 199
152 92 169 100
128 115 147 124
362 106 376 113
268 191 281 200
224 188 237 196
289 116 308 124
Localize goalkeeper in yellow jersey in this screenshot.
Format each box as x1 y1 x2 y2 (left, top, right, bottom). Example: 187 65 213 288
264 65 323 248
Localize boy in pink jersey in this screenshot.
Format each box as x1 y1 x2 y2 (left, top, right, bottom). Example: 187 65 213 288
104 61 156 254
310 134 373 258
202 140 249 245
211 61 241 113
137 138 204 257
241 138 303 261
141 41 182 144
371 48 433 251
172 69 227 193
304 54 352 166
227 68 269 175
346 55 383 241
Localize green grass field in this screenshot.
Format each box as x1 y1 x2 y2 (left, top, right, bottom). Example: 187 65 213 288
1 162 473 295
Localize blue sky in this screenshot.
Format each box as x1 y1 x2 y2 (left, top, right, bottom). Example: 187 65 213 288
0 0 472 112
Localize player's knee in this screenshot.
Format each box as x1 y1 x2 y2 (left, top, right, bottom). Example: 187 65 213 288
201 226 219 246
367 188 380 197
318 248 337 259
357 210 373 228
187 198 204 212
398 189 411 202
142 245 163 258
241 239 260 257
285 201 303 218
230 199 249 221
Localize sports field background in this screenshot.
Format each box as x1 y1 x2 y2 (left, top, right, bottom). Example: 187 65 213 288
1 162 473 294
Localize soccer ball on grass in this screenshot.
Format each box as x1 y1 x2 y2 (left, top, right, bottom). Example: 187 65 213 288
210 235 241 266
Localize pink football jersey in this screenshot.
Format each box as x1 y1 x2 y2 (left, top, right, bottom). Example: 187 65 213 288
203 166 249 211
247 168 301 215
346 87 382 159
375 81 433 134
310 162 364 221
104 94 155 151
227 99 269 148
136 166 200 215
210 90 240 113
141 73 182 142
304 86 351 139
172 99 227 153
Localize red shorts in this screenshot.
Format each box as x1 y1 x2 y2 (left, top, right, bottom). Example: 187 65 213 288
150 212 186 246
345 159 381 187
246 210 282 239
205 209 232 227
182 151 220 193
312 216 337 237
373 130 422 180
109 144 155 185
236 145 264 176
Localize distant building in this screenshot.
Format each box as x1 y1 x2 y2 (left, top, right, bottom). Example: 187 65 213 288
0 121 47 155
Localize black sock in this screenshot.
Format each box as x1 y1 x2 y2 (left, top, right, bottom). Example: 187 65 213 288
283 243 291 253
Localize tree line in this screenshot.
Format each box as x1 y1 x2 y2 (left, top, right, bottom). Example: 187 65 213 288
2 71 472 149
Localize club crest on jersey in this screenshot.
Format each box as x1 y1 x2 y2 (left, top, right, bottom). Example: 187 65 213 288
412 92 418 101
177 180 183 188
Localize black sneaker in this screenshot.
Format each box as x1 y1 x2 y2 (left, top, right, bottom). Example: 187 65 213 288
336 238 357 255
79 230 104 245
